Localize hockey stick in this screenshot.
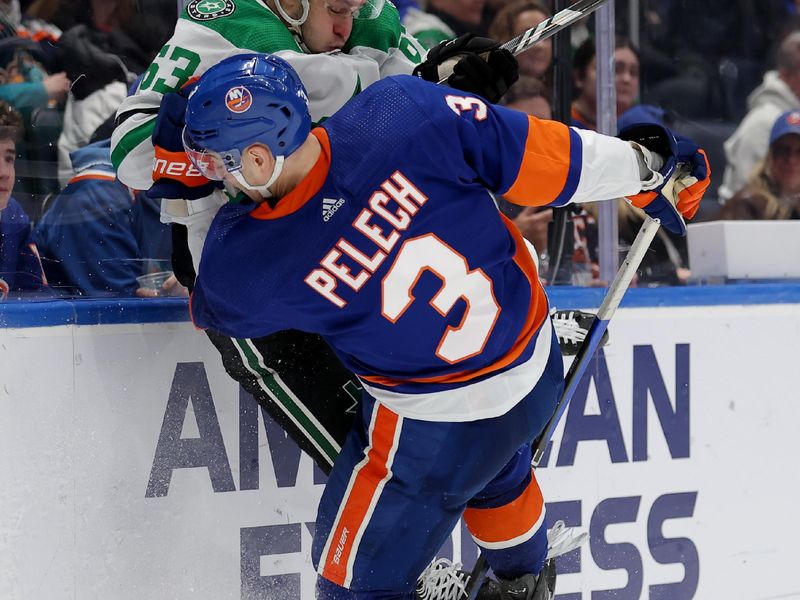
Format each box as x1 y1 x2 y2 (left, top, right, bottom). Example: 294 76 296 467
532 215 661 467
464 216 661 599
461 3 617 597
439 0 611 85
500 0 610 57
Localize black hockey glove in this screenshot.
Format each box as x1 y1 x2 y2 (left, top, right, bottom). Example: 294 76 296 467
413 34 519 103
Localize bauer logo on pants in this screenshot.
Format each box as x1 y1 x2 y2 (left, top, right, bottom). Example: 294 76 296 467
187 0 235 21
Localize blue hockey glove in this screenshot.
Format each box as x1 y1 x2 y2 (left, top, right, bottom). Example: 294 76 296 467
147 84 220 200
619 123 711 236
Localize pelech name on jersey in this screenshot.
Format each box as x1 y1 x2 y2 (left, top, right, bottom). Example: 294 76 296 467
304 171 427 308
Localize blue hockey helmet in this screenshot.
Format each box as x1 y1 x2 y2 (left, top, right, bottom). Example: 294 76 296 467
183 53 311 194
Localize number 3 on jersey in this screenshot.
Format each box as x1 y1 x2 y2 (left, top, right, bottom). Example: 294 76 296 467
445 95 488 121
381 234 499 364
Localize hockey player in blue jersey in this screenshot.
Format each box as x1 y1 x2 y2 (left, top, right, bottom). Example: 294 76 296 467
183 54 710 599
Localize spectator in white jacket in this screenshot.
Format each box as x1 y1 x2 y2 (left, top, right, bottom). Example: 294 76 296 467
720 31 800 201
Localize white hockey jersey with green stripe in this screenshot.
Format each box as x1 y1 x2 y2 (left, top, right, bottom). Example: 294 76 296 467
110 0 425 192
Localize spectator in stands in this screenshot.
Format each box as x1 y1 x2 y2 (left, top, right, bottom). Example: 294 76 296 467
489 0 552 85
643 0 787 121
719 32 800 202
568 37 689 285
55 3 176 186
426 0 486 38
34 136 176 297
613 0 673 90
502 74 551 118
571 36 648 131
497 76 552 260
582 199 690 286
0 100 47 298
24 0 130 33
719 110 800 220
0 5 69 122
480 0 509 40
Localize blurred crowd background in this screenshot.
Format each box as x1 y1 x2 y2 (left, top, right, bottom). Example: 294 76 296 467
1 0 799 301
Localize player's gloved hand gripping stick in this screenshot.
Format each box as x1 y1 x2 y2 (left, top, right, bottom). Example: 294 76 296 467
417 0 625 102
531 124 710 465
464 122 710 600
415 34 519 103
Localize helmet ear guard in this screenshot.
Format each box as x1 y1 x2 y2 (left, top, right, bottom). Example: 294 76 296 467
182 53 312 196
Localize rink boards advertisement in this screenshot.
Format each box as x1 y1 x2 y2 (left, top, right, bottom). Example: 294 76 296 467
2 299 799 599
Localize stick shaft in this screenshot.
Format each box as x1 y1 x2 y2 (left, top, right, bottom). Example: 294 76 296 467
532 216 661 467
502 0 611 57
437 0 611 84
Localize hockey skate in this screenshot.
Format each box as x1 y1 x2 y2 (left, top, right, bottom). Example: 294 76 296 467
419 520 587 600
416 558 473 600
415 558 555 600
490 559 556 600
550 308 609 356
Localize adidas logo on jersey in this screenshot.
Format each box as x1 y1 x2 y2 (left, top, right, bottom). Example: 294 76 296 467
322 197 345 221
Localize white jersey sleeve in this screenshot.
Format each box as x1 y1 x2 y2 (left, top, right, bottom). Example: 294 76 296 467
111 0 424 191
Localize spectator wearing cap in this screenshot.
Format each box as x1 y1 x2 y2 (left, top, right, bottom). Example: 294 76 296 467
719 110 800 220
33 137 175 296
720 32 800 202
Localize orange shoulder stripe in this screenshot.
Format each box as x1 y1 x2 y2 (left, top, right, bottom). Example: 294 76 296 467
505 116 573 207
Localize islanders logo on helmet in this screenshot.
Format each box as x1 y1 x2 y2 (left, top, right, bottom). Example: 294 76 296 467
225 86 252 113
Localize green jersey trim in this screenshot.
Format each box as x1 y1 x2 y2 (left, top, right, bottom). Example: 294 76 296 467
345 0 403 54
233 338 340 466
180 0 301 54
412 28 452 50
111 118 155 171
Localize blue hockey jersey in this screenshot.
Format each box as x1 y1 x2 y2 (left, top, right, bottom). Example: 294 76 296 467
34 140 172 296
191 75 644 421
0 197 47 299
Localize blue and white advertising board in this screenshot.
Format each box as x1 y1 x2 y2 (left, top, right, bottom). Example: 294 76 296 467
1 288 799 599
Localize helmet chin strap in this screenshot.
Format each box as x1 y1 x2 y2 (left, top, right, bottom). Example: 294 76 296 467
274 0 309 39
231 155 285 198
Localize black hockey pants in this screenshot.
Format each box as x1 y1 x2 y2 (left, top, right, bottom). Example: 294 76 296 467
172 224 357 474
